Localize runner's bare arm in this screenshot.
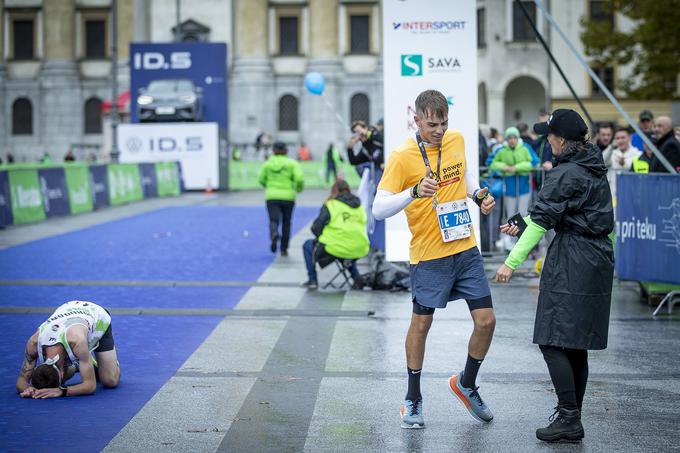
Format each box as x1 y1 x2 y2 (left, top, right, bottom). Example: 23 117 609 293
16 332 38 395
465 166 496 215
63 339 97 396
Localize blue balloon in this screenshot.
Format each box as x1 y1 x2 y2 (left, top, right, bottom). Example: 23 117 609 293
304 72 325 95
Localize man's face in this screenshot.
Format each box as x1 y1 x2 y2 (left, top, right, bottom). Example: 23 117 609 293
507 136 519 148
352 125 367 138
653 118 672 137
640 118 653 133
415 111 448 145
547 133 565 155
598 127 613 146
614 131 630 150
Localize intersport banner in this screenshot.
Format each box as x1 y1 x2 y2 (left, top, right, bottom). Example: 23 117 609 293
0 171 13 227
139 163 159 198
9 169 44 224
155 162 181 196
107 164 143 206
89 165 110 210
38 167 71 218
65 164 94 214
616 173 680 285
383 0 479 262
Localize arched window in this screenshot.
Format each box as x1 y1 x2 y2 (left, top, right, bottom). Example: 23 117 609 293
278 94 298 131
84 97 103 134
350 93 369 124
12 98 33 135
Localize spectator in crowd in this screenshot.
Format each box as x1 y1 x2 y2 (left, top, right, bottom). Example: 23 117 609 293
479 129 489 167
64 150 76 162
488 128 504 154
7 152 15 164
489 127 540 251
87 152 97 162
258 142 304 257
40 152 53 164
347 120 384 170
231 146 242 161
516 122 535 146
324 142 344 185
631 143 654 173
631 109 656 151
650 116 680 173
297 142 311 161
608 127 641 200
532 111 554 171
301 179 369 290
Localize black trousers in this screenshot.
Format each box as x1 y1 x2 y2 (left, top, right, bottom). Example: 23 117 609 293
266 200 295 252
539 345 589 411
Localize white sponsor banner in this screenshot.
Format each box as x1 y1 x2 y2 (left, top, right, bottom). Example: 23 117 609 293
118 123 218 190
383 0 479 262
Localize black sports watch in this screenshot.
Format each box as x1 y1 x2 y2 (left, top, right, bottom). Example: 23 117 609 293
59 385 68 397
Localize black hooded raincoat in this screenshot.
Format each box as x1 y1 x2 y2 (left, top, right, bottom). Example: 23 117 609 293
531 141 614 350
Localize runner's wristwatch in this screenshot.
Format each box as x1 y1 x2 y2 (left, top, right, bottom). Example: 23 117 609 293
59 385 67 397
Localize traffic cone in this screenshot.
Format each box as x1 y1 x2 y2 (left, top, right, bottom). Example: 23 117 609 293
205 178 214 194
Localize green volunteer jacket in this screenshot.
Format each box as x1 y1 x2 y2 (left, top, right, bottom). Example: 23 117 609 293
258 154 304 201
318 196 369 260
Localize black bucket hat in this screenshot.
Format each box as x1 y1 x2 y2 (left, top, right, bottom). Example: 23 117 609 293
533 109 588 141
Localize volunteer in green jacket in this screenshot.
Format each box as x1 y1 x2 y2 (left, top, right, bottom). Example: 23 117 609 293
490 127 540 251
302 180 369 289
258 141 304 256
631 143 654 173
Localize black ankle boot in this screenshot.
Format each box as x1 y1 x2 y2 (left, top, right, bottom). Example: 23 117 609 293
536 407 584 443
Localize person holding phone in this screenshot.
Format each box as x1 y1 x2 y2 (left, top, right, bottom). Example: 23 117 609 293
495 109 614 443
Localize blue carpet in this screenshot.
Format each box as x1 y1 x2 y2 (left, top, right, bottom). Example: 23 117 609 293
0 205 317 452
0 314 223 453
0 206 316 281
0 286 251 310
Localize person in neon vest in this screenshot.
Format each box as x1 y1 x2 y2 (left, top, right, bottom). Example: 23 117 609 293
301 180 369 290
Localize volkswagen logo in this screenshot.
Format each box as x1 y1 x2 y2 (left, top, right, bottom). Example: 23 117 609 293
126 136 143 152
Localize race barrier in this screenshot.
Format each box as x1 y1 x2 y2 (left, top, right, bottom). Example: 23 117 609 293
228 160 361 191
616 173 680 286
0 161 181 227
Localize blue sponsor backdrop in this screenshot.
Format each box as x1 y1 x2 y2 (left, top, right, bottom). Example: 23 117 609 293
0 171 12 227
38 168 71 217
130 42 228 128
616 173 680 285
139 163 158 198
89 165 110 209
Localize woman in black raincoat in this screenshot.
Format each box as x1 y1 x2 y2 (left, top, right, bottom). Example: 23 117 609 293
495 109 614 443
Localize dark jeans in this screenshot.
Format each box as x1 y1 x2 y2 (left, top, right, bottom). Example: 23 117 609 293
266 200 295 252
539 345 589 411
303 239 360 282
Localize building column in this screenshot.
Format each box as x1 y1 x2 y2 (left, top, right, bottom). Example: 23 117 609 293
230 0 273 145
304 0 342 158
116 0 133 89
40 0 80 158
487 90 505 132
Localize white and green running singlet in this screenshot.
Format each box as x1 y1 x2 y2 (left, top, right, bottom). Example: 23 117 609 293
37 301 111 366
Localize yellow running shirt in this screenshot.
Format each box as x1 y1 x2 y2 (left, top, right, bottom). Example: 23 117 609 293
378 129 477 264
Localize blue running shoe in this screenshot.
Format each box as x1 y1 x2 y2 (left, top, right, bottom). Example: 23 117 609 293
400 398 425 429
448 372 494 423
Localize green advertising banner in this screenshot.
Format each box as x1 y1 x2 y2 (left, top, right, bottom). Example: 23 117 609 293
64 164 93 214
228 161 360 191
107 164 143 206
8 169 45 224
155 162 181 196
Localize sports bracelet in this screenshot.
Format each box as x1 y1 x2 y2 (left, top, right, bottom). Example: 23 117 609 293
59 385 67 397
472 188 488 207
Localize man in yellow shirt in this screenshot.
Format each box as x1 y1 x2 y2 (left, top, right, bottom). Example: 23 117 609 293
373 90 497 428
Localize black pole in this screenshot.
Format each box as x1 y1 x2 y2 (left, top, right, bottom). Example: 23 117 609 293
515 0 596 129
110 0 119 162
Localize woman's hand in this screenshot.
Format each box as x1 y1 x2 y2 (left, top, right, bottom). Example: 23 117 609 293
495 264 514 283
500 223 520 237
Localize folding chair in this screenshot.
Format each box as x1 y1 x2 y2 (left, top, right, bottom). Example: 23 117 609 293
322 259 356 290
